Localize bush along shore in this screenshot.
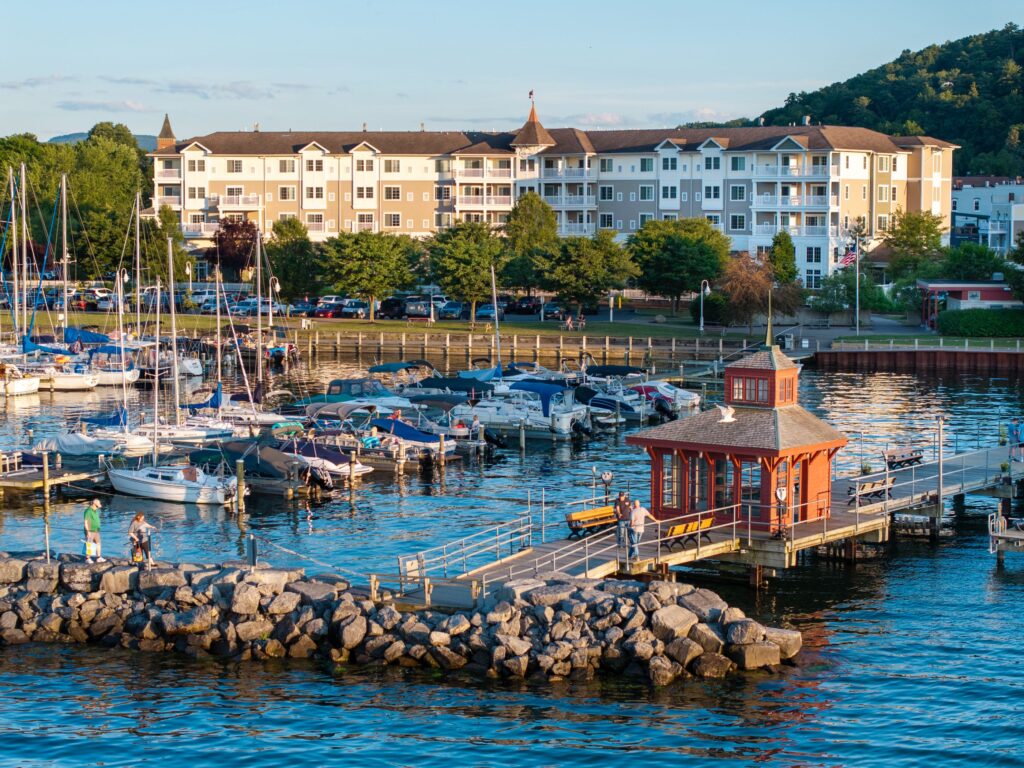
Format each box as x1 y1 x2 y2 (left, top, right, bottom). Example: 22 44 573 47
0 553 802 686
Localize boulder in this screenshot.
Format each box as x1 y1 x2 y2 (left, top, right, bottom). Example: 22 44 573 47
0 611 17 630
383 640 406 663
99 566 138 595
266 592 301 615
161 605 219 636
138 568 187 597
339 615 368 650
525 585 575 607
648 655 681 686
230 583 262 615
764 627 802 659
720 606 745 625
1 628 29 644
650 604 698 642
264 639 286 658
234 619 274 643
375 605 402 631
428 631 451 647
443 614 471 637
598 580 644 597
638 592 662 613
285 635 316 658
39 613 63 634
284 581 338 606
485 601 515 624
726 641 780 670
243 568 303 590
677 589 729 622
59 563 97 592
26 561 59 581
665 637 703 667
688 622 725 654
503 655 529 678
691 652 735 679
429 645 468 670
496 633 532 657
725 619 765 646
0 558 27 584
493 578 546 604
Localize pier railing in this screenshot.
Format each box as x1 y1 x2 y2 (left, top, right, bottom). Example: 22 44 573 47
832 338 1024 353
397 514 532 581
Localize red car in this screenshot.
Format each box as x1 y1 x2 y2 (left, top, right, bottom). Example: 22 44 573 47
314 301 346 318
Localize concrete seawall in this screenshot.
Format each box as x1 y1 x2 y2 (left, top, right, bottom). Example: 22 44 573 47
0 552 803 686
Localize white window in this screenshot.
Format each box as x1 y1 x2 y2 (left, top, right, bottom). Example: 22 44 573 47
729 185 745 202
861 185 867 200
661 157 677 171
600 158 613 172
434 212 452 228
226 186 242 197
863 157 868 169
616 192 623 202
973 198 980 211
600 185 614 201
615 219 623 229
805 269 821 289
384 159 401 173
730 156 746 172
695 192 702 202
704 185 720 199
639 213 654 226
629 219 636 230
640 158 654 172
422 192 430 202
680 192 688 202
892 157 899 173
891 185 897 201
328 192 335 202
968 290 981 301
662 214 677 220
639 185 654 201
434 185 451 201
629 192 636 202
705 214 720 225
356 186 374 199
384 186 401 201
877 156 890 172
806 246 822 263
279 159 295 173
355 159 374 172
704 156 721 170
435 159 450 173
187 186 206 199
279 186 296 201
845 156 850 169
599 213 614 228
877 185 889 203
226 160 242 173
306 159 323 172
305 186 324 199
306 213 324 224
187 159 206 172
877 214 889 232
844 185 849 200
729 214 745 231
932 154 942 173
278 213 296 221
384 213 401 228
661 185 677 199
518 158 536 172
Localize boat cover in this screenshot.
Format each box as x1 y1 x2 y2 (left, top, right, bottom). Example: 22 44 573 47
370 418 440 444
584 364 647 377
83 406 129 427
509 381 567 417
182 383 223 413
64 327 110 345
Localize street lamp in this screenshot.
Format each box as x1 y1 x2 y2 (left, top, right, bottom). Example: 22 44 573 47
184 262 193 295
699 280 712 334
268 276 280 330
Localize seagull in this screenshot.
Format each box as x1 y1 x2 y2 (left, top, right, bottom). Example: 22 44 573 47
716 404 736 423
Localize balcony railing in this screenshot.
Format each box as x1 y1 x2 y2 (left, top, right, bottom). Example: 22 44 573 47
456 167 513 179
751 165 837 178
752 194 838 208
156 196 181 207
559 223 596 236
306 221 326 233
355 221 377 232
157 169 181 179
988 222 1008 234
755 224 838 237
458 195 483 206
485 195 512 206
181 222 219 238
542 168 592 179
210 194 261 208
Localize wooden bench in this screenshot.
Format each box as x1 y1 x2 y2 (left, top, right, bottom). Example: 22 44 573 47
882 447 923 470
565 505 618 538
848 476 895 504
406 316 435 327
661 517 714 550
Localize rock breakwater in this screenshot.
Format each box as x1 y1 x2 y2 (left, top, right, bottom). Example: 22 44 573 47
0 553 802 686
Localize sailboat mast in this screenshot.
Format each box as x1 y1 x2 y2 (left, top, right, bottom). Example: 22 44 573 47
61 174 69 336
134 190 141 331
490 264 502 373
152 278 161 465
19 164 28 335
167 237 181 426
9 170 18 340
117 269 129 431
255 230 263 383
215 265 222 388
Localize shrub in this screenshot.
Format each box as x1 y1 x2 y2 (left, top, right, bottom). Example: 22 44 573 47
935 308 1024 337
689 291 730 325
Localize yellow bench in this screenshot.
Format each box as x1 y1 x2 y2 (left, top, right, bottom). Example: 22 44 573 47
565 505 618 538
661 516 714 550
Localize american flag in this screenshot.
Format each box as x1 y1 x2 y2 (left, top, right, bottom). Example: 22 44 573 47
839 246 856 266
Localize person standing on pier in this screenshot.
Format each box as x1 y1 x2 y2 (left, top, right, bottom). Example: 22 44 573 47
614 491 630 547
83 499 105 564
628 499 656 561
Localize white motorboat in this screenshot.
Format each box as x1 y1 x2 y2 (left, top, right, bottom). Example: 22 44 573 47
450 390 584 441
108 464 238 505
24 363 99 391
133 417 235 446
0 364 40 396
630 381 702 413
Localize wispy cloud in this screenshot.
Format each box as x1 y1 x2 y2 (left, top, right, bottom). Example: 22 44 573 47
1 74 75 90
560 112 627 128
395 92 411 100
100 75 157 86
427 115 520 126
156 80 277 100
647 107 732 125
57 99 148 113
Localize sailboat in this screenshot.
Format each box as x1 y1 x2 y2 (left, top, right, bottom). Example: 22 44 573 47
108 273 238 505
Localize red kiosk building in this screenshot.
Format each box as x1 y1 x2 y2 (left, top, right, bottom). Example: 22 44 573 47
626 343 847 534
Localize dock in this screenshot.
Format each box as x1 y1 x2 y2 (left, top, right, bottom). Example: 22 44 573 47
0 452 106 503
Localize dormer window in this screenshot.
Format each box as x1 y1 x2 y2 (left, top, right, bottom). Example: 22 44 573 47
731 375 768 404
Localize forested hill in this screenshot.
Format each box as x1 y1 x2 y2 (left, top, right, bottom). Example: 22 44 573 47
695 23 1024 176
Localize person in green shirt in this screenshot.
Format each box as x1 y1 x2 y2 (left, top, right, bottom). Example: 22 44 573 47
83 498 105 563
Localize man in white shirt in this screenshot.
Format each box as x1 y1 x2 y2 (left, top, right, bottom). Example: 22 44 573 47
628 499 656 561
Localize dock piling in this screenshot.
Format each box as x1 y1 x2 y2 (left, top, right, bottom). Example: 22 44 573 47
235 459 246 512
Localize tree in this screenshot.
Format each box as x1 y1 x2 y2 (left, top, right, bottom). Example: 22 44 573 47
540 230 637 314
768 230 798 284
266 218 322 300
883 209 946 277
628 217 729 313
427 222 506 318
720 254 773 333
322 231 414 320
502 192 557 293
940 242 1007 280
209 218 258 279
808 264 891 315
143 205 190 285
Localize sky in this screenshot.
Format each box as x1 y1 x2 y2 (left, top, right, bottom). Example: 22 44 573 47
1 0 1020 140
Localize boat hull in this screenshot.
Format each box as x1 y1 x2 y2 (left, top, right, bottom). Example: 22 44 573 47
107 467 235 505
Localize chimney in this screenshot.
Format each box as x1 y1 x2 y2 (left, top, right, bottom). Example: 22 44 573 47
802 115 810 125
362 122 368 132
253 122 260 132
420 122 425 132
757 117 764 127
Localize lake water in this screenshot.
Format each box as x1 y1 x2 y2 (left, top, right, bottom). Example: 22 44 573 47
0 360 1022 767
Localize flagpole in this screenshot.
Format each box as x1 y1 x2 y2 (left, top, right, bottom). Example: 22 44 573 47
854 235 860 337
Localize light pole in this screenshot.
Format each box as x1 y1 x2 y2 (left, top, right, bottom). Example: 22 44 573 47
268 277 280 332
699 280 711 334
851 234 861 336
185 262 193 295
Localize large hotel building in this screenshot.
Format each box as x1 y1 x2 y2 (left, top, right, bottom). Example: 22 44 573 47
149 107 956 287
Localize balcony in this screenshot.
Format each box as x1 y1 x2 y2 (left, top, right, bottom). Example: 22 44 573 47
456 167 512 179
543 194 597 207
156 169 182 180
485 195 512 206
752 194 838 208
804 195 839 207
988 222 1008 234
559 223 596 236
751 165 838 178
542 167 592 179
355 221 377 232
306 221 326 233
755 224 839 238
458 195 483 206
210 194 261 209
156 196 181 207
181 222 219 238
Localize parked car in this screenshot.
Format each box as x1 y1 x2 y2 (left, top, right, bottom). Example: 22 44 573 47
286 300 317 317
236 298 285 316
404 296 432 318
475 303 505 321
340 299 370 319
438 300 463 320
378 297 406 319
317 294 346 306
497 294 516 312
541 303 564 320
314 301 347 318
200 297 238 314
514 296 542 314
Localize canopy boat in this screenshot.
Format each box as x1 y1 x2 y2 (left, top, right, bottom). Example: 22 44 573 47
574 384 649 424
630 381 701 413
86 345 141 386
274 438 374 479
363 417 456 458
449 387 588 441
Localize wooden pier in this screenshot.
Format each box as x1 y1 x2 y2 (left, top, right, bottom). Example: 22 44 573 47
0 452 106 504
